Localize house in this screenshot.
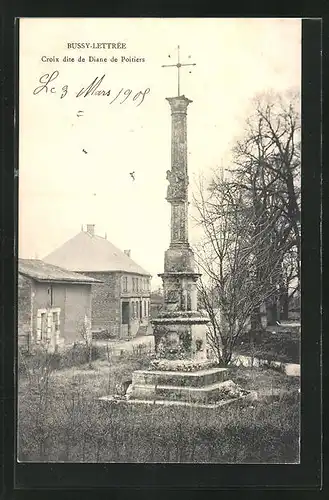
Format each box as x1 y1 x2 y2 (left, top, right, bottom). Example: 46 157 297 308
150 288 164 319
43 224 152 339
18 259 102 351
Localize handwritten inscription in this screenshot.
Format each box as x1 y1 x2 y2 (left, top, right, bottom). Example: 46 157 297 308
33 71 150 106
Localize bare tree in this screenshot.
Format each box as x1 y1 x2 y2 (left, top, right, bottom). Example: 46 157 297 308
231 90 301 323
193 173 288 365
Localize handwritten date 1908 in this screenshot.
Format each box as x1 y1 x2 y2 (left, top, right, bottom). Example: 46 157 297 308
33 71 151 106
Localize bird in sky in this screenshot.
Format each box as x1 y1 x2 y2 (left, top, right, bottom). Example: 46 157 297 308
130 171 135 181
82 149 88 154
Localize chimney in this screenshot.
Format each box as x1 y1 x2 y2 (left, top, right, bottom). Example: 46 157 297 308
86 224 95 236
124 249 131 258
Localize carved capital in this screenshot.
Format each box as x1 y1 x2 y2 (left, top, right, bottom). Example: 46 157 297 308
166 95 192 114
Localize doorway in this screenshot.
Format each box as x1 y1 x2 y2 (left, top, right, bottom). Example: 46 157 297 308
121 301 130 338
122 301 130 324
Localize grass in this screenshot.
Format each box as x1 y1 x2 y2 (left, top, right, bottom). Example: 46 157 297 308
18 349 300 464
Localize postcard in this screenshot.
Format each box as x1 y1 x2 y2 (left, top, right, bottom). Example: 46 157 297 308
18 18 301 464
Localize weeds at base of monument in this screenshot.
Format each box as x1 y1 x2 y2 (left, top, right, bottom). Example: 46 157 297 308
100 378 253 408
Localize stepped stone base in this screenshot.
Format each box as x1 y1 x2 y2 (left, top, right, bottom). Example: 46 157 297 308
100 395 248 409
128 367 229 405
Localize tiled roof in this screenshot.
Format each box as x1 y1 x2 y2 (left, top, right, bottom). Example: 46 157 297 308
43 230 151 276
19 259 102 284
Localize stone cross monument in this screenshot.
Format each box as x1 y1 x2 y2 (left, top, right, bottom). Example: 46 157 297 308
125 47 229 406
150 47 209 362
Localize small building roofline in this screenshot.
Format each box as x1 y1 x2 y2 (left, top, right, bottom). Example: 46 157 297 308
18 259 103 284
19 272 103 285
73 269 152 277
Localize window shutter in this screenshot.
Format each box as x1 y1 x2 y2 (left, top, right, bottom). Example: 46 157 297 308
84 314 92 342
36 313 42 341
46 311 52 342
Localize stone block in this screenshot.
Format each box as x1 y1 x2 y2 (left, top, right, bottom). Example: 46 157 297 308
132 367 227 388
164 247 195 273
130 381 230 404
129 367 229 404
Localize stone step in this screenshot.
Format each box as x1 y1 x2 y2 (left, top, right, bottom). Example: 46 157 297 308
126 398 243 409
100 395 249 410
130 380 230 404
131 367 228 388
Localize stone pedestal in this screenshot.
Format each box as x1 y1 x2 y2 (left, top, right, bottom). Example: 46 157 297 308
129 366 228 405
152 312 209 360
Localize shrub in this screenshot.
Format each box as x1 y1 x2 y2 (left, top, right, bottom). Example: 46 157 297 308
59 343 102 369
18 363 300 463
18 343 103 378
235 330 300 364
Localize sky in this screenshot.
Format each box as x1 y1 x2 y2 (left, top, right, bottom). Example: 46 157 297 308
19 18 301 289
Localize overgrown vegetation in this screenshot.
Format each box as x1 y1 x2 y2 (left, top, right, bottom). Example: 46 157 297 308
18 350 300 463
193 90 301 365
235 330 300 364
18 343 102 377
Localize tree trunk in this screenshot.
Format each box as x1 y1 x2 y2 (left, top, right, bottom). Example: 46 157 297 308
88 343 93 369
267 301 279 326
250 306 262 333
280 290 289 321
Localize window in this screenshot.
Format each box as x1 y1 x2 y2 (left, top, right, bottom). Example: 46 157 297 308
122 276 128 292
36 308 61 343
136 301 139 318
40 312 47 340
52 311 60 331
132 277 136 292
143 300 146 317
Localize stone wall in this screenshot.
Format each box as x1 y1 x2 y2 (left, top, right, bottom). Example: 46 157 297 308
32 281 92 344
18 276 93 347
62 284 92 343
18 274 32 349
82 271 121 337
32 281 65 340
81 271 151 338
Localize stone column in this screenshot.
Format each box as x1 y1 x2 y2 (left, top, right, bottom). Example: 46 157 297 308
165 96 192 250
151 94 209 363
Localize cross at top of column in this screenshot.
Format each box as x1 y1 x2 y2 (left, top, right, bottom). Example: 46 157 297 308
161 45 196 96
